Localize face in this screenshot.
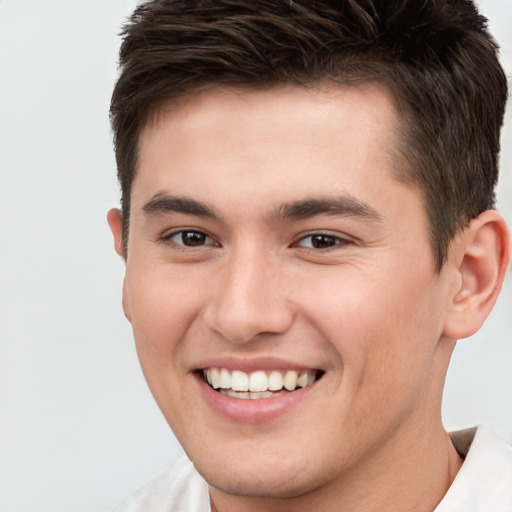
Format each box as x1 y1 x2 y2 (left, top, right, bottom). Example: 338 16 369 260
114 85 459 500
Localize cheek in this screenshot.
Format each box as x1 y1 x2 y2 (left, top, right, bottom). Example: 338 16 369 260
295 263 444 385
123 267 207 433
124 265 204 371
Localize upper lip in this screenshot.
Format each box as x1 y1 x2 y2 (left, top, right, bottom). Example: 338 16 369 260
193 355 322 373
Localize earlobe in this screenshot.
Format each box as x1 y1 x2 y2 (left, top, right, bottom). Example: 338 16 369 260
107 208 125 258
443 210 511 340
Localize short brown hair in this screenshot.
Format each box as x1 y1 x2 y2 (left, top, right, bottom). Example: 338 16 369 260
110 0 508 269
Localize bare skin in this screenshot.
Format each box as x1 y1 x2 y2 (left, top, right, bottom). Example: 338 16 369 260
108 84 509 511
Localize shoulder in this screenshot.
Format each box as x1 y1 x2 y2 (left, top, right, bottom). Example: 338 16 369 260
113 456 210 512
436 425 512 511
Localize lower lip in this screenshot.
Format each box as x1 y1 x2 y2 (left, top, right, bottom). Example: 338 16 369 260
195 373 318 424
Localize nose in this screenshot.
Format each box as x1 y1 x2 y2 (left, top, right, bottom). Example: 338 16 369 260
202 248 294 344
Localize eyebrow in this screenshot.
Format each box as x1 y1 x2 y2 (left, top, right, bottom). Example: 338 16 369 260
274 196 382 222
141 192 381 223
142 193 218 218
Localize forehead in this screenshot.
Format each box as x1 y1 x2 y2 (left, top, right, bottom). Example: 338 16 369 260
145 82 401 143
134 83 415 216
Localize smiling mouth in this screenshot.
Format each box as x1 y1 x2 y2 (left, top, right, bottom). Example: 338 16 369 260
201 368 324 400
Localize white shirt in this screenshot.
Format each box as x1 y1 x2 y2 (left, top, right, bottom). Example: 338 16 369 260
115 425 512 512
434 426 512 511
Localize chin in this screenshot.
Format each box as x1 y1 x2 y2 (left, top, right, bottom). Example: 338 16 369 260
193 453 330 500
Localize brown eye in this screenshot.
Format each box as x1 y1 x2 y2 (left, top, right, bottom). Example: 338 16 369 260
296 233 348 250
168 230 212 247
310 234 337 249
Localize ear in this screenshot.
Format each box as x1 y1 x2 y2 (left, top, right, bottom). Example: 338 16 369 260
107 208 124 258
107 208 132 322
443 210 511 340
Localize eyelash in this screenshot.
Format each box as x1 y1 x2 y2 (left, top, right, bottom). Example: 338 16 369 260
160 229 218 249
293 232 352 251
161 229 352 252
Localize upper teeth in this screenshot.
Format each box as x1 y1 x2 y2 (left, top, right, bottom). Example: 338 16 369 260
204 368 316 392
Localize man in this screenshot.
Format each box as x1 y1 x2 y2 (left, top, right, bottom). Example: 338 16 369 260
107 1 511 510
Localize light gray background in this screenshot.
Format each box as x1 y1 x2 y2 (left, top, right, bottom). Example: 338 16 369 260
0 1 510 511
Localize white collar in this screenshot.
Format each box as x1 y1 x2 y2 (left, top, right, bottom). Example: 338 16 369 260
435 425 512 511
